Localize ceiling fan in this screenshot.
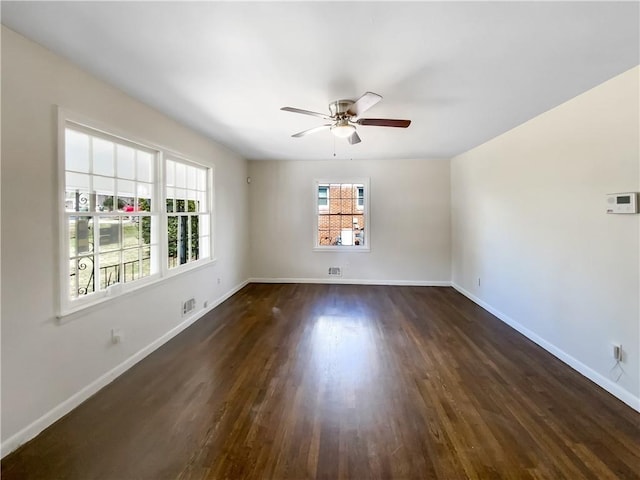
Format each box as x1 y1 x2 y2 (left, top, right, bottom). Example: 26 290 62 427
281 92 411 145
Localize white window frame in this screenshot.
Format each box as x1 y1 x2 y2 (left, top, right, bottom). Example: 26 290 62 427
313 178 370 252
163 154 214 273
57 109 215 318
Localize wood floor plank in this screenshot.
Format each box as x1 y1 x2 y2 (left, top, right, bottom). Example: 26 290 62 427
2 284 639 479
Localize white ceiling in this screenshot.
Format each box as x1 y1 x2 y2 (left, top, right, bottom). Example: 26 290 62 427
2 1 638 161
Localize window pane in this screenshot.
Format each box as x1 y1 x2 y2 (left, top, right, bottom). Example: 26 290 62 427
197 192 207 212
341 229 354 246
187 165 197 189
200 214 210 235
318 185 328 210
70 216 94 257
99 216 121 252
76 255 95 296
141 216 152 246
138 198 151 212
196 169 206 191
200 236 210 259
99 253 120 290
137 182 152 201
180 215 188 264
66 172 90 191
66 130 90 173
319 230 331 245
117 145 135 179
65 172 90 212
118 179 135 197
122 248 140 283
190 216 199 260
137 182 152 211
117 179 135 211
175 162 186 188
167 216 178 268
93 176 115 212
69 217 78 258
123 220 140 248
137 151 153 182
93 137 114 177
141 246 151 278
69 259 78 299
166 160 175 186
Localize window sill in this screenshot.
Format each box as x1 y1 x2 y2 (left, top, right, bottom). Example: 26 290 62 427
57 257 217 323
313 246 370 253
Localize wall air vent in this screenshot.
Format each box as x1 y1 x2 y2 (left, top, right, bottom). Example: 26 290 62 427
328 267 342 276
182 298 196 316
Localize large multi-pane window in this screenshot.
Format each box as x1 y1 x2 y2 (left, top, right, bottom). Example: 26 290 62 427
61 118 213 315
64 126 159 301
315 181 369 250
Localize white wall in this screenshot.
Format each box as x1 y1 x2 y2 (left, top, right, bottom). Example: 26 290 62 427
451 66 640 409
1 27 250 451
249 158 451 284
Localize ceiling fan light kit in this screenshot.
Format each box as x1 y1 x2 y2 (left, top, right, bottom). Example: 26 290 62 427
281 92 411 145
331 120 356 138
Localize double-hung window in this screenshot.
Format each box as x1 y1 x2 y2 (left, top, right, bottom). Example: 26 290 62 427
60 116 213 315
314 180 369 251
165 158 211 268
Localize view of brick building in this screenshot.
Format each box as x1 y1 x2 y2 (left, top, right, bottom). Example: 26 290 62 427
317 183 365 246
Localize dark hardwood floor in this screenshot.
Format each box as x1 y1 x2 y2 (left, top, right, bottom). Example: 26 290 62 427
2 284 639 479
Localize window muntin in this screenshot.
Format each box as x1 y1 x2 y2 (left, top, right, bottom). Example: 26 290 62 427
316 182 367 249
61 118 214 315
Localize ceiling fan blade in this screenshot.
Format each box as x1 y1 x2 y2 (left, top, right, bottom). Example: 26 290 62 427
281 107 332 120
347 92 382 117
292 124 332 138
356 118 411 128
347 131 361 145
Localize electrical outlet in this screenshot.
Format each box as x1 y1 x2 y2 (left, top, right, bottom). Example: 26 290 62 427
217 277 221 284
328 267 342 276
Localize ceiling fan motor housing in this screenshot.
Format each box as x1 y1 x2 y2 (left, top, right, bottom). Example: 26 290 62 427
329 100 355 118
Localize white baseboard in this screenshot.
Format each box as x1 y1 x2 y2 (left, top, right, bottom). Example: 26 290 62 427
451 282 640 413
1 279 250 459
249 277 452 287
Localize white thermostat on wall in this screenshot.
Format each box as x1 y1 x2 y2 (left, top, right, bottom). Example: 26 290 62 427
606 192 638 214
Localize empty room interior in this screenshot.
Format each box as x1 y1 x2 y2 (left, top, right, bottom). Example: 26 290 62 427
1 1 639 479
